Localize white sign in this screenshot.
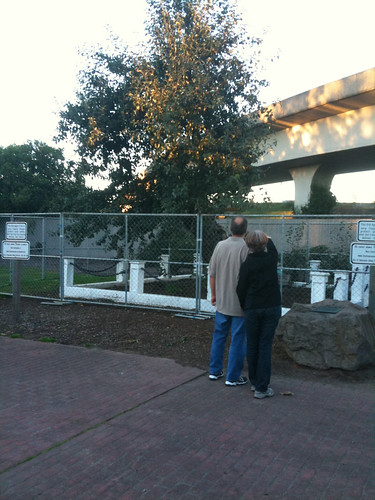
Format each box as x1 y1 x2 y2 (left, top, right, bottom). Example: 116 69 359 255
1 240 30 260
5 222 27 240
357 220 375 242
350 242 375 265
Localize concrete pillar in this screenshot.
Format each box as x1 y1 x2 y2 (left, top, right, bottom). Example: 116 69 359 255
309 260 321 285
333 271 349 301
309 260 321 270
288 165 320 212
160 254 170 277
288 164 336 212
130 261 145 294
351 264 370 307
116 261 126 283
64 258 74 287
310 271 330 303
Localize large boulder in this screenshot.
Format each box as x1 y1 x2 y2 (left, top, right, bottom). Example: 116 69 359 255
276 299 375 370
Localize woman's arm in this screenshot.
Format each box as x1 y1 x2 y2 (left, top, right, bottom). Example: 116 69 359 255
236 262 248 310
266 238 278 256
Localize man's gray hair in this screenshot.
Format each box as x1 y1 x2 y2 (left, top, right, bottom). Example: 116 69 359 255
230 216 248 236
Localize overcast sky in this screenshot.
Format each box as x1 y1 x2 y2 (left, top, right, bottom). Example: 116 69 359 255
1 0 374 202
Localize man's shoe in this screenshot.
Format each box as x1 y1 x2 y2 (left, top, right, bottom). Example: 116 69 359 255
250 385 255 392
209 370 224 380
225 375 248 386
254 387 274 399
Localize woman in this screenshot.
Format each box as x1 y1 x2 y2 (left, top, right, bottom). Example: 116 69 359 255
236 230 281 399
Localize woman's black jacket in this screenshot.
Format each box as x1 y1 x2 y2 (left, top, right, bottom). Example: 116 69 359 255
236 239 281 311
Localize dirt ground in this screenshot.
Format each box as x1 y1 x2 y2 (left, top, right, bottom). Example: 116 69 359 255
1 296 374 383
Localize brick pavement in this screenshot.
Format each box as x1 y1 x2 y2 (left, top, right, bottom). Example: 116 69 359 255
1 336 374 499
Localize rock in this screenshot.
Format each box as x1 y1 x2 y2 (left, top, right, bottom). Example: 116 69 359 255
276 299 375 370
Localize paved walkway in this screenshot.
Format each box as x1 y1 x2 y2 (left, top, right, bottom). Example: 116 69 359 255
0 336 374 500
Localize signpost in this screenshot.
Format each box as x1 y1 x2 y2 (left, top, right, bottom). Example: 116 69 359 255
1 222 30 322
351 220 375 318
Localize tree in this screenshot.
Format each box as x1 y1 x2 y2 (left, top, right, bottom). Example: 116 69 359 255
131 0 271 213
301 184 337 215
0 141 96 213
57 43 153 213
57 0 272 214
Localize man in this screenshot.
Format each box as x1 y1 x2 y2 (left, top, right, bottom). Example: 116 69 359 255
208 216 249 386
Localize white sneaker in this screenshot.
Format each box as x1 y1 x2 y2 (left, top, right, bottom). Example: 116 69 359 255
254 387 274 399
225 376 248 386
209 370 224 380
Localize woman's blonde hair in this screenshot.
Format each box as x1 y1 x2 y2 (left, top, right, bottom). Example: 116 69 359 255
246 230 268 253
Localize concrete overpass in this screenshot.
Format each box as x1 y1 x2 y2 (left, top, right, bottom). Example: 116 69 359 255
256 68 375 211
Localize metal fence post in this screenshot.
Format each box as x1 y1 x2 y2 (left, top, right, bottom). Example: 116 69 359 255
369 266 375 319
195 214 202 314
41 216 46 279
280 216 285 304
59 213 64 301
124 214 129 304
305 220 311 282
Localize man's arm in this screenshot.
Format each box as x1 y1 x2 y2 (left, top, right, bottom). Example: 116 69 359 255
210 276 216 306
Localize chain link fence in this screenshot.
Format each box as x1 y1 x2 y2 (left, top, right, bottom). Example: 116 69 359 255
1 213 373 314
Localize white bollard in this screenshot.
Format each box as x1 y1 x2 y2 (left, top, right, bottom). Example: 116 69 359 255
160 254 170 277
351 264 368 307
310 271 330 303
116 260 126 283
64 258 74 287
130 261 145 294
309 260 321 287
333 271 349 301
309 260 321 270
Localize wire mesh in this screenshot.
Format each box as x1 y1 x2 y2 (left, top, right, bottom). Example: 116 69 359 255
1 213 373 312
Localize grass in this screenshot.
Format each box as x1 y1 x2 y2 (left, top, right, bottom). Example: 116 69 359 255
0 266 115 297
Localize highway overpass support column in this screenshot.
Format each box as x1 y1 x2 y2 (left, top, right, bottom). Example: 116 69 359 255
289 164 335 212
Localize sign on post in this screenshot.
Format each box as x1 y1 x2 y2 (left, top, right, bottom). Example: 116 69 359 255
5 222 28 241
357 220 375 242
352 220 375 264
1 222 30 323
354 220 375 319
1 240 30 260
2 222 30 261
350 242 375 265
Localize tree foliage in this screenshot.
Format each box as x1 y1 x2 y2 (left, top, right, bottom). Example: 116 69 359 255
301 184 337 215
131 0 271 212
0 142 96 213
57 44 153 213
57 0 272 213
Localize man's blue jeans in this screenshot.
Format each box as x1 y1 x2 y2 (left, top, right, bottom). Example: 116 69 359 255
209 311 247 382
245 306 281 392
